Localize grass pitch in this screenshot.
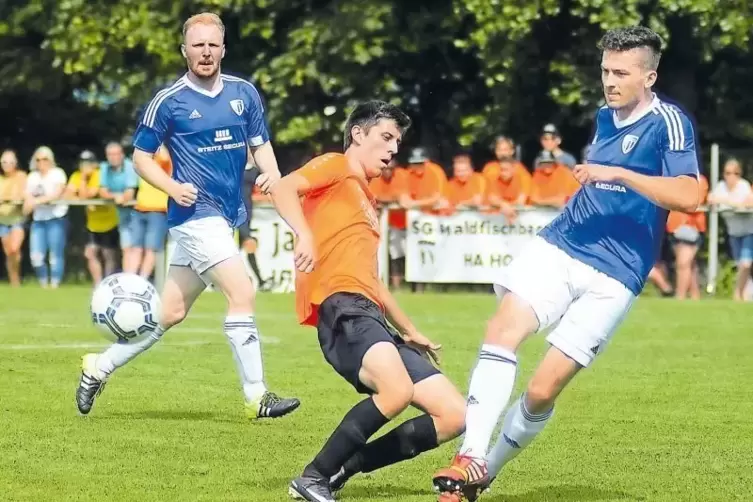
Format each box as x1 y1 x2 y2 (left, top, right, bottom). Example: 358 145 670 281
0 286 751 501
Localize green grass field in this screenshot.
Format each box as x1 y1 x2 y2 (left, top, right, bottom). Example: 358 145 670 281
1 286 752 501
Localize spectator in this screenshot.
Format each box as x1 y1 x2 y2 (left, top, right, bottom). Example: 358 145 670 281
369 159 409 288
0 149 28 286
540 123 577 168
129 145 170 280
400 147 448 213
484 157 532 222
707 158 753 300
65 150 119 285
23 146 68 288
529 150 580 208
98 141 138 272
444 152 486 211
666 174 709 300
482 136 529 182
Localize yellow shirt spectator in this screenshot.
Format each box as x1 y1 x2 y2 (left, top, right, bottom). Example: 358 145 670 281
135 148 171 212
68 169 119 233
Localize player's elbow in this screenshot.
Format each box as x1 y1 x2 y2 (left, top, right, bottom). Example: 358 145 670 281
674 177 702 212
132 150 153 174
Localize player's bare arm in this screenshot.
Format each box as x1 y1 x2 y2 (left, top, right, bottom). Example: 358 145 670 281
573 163 699 212
249 142 282 194
376 281 441 365
268 172 315 273
399 192 441 210
132 149 197 207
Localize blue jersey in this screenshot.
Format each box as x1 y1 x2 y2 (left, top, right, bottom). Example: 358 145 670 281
539 95 699 295
132 73 269 228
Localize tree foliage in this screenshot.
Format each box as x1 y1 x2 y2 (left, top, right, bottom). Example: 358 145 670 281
3 0 753 168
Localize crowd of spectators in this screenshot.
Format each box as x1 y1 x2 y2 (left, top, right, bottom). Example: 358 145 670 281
0 124 749 301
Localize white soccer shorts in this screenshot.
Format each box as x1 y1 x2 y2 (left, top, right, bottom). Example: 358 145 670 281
493 236 636 367
168 216 239 277
388 229 407 259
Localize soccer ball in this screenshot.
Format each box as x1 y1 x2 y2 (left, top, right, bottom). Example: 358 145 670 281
90 273 161 344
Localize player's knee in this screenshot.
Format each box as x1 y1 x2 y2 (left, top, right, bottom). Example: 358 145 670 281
435 396 466 442
377 378 414 417
160 302 188 330
84 246 97 261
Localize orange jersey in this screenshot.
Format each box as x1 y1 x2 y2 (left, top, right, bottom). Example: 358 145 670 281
369 167 408 230
406 162 447 202
485 169 532 205
530 165 580 204
667 175 709 233
296 153 383 326
446 173 486 206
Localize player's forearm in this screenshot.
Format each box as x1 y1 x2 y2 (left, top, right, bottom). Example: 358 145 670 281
133 150 179 196
615 169 699 212
269 180 312 239
250 142 281 177
377 281 417 337
412 193 441 208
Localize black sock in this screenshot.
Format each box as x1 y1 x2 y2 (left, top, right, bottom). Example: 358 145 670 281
306 398 389 478
344 414 438 475
246 252 264 284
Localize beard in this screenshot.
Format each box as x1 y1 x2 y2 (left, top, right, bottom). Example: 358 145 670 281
191 60 220 80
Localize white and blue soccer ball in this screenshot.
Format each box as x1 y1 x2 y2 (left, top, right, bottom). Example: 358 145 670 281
90 273 161 344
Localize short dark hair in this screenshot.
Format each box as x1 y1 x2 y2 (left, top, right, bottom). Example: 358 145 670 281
343 100 411 150
598 26 663 70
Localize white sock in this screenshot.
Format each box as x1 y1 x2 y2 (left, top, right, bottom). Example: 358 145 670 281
459 344 518 459
224 315 267 402
487 394 553 477
96 326 165 378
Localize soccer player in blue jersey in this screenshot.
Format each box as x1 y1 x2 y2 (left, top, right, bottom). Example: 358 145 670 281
75 12 300 420
433 26 701 501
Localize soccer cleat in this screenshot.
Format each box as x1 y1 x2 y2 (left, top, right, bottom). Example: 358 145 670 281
245 391 300 419
329 465 355 494
289 474 336 502
76 353 107 415
433 454 489 501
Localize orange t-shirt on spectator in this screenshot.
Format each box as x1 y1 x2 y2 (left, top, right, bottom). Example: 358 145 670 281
406 162 447 213
295 153 383 326
369 167 408 230
446 172 486 208
485 167 532 206
666 174 709 235
529 163 580 205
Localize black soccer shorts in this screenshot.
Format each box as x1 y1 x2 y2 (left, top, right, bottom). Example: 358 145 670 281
316 292 440 394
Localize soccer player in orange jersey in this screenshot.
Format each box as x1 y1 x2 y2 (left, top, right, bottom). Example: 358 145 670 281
270 101 466 502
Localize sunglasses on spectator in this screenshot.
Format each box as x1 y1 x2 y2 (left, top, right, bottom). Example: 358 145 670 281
724 170 741 176
35 157 51 162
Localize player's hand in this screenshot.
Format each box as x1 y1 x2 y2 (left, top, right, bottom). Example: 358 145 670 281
573 164 622 185
256 171 281 195
403 330 442 366
294 231 316 273
170 182 198 207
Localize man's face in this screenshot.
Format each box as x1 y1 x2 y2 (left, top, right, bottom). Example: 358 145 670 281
352 119 402 179
540 133 560 152
494 139 514 160
184 23 224 80
499 161 514 181
0 152 17 175
453 156 473 182
601 48 656 111
105 145 124 168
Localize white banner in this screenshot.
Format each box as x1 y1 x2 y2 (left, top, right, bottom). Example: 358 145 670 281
245 206 296 293
405 208 560 283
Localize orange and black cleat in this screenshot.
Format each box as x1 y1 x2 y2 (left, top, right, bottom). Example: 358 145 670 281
433 454 489 501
